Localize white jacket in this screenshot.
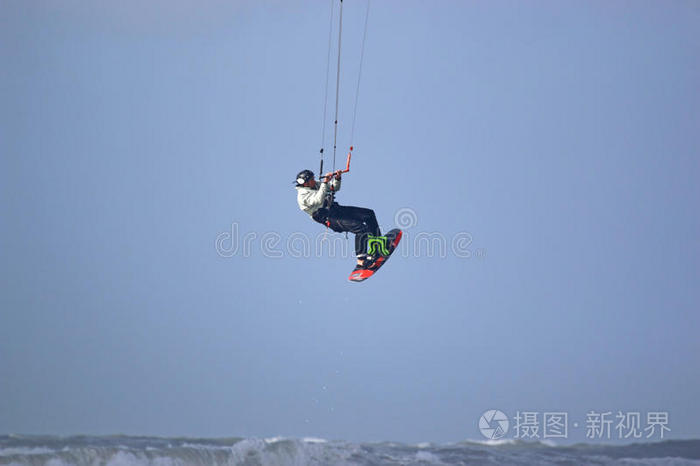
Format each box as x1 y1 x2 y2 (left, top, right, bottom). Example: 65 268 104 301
296 178 341 216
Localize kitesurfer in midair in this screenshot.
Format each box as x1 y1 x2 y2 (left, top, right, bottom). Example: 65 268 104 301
294 169 386 269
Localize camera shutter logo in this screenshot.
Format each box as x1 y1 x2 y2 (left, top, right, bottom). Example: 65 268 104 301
479 410 509 439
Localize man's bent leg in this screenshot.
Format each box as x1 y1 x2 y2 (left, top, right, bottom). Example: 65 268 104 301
327 205 383 257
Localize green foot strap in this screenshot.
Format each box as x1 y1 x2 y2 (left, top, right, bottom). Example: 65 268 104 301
367 234 390 256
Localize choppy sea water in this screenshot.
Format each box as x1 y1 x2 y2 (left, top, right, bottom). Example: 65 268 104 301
1 435 699 466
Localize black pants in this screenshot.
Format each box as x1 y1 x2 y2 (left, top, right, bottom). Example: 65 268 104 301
313 204 381 256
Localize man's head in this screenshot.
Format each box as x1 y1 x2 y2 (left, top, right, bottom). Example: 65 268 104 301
295 169 316 187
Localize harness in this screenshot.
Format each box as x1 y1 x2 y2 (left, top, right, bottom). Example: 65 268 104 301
312 206 333 228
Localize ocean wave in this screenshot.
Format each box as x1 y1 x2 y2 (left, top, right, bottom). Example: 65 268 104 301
0 448 55 458
0 435 698 466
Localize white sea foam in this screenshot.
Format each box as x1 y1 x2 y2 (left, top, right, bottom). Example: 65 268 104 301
0 447 55 457
263 436 286 444
181 442 230 450
465 437 519 446
301 437 328 444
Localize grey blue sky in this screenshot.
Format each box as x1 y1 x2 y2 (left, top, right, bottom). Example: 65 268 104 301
1 0 699 443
